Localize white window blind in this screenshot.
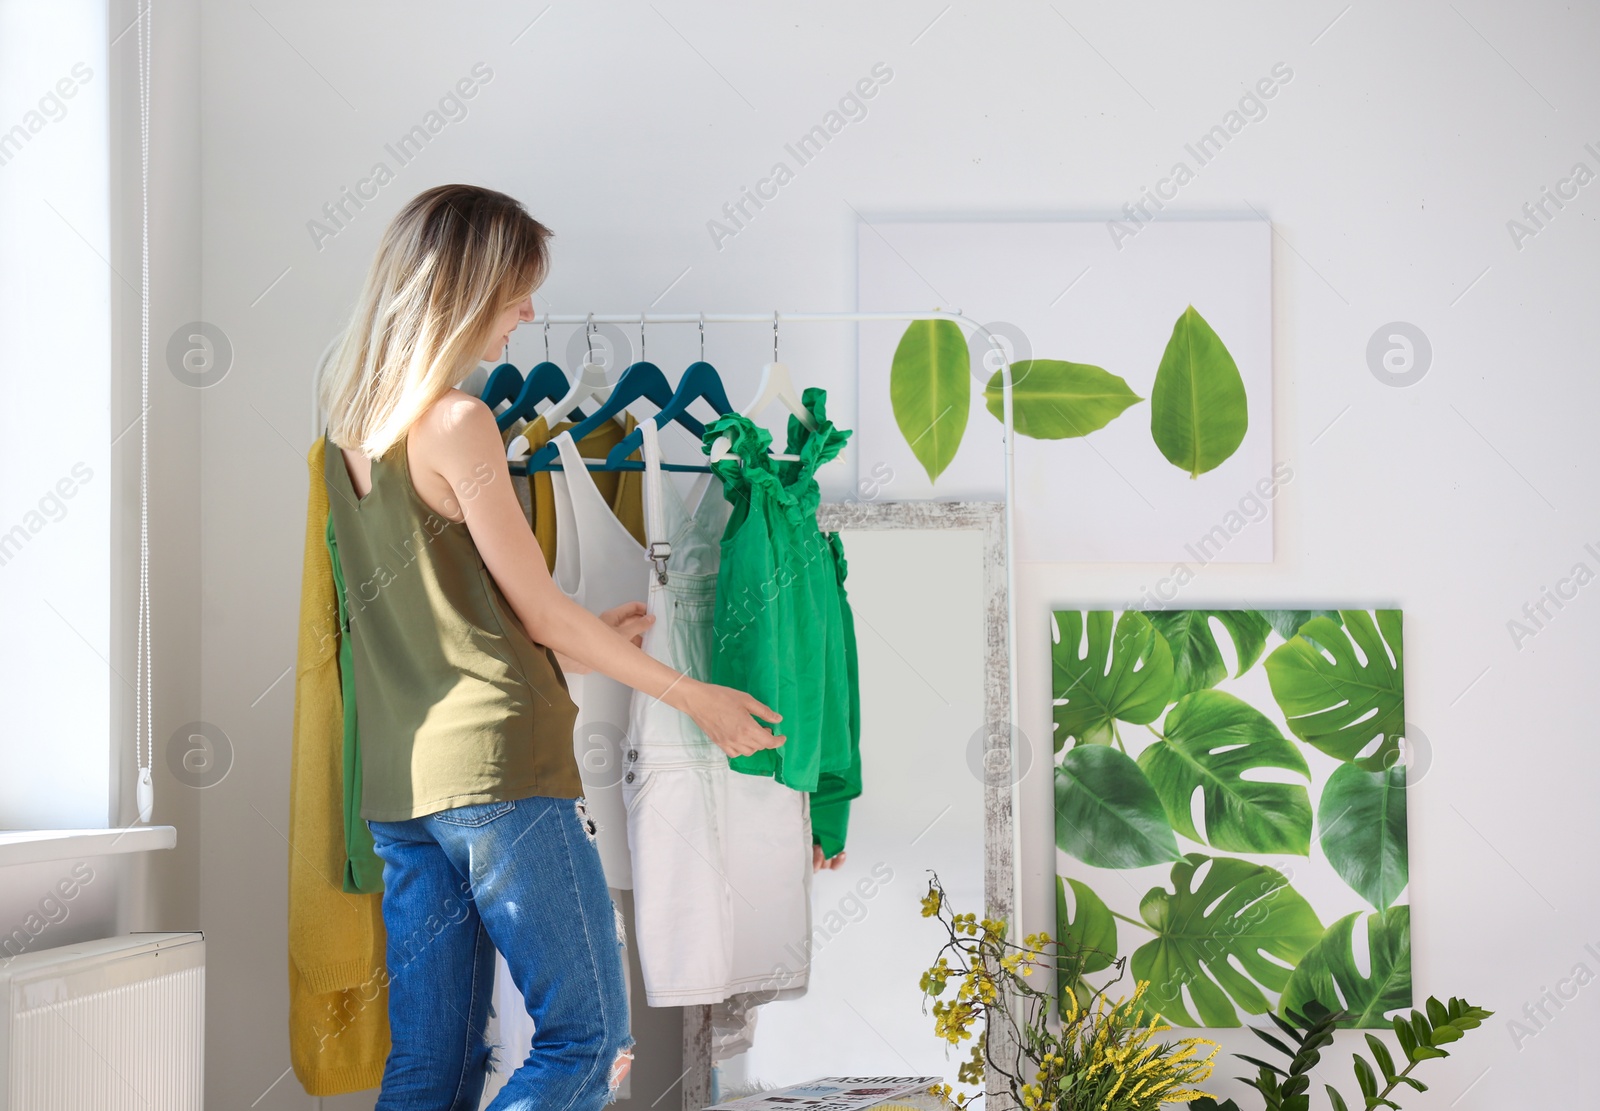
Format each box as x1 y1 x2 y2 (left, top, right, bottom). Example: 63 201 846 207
0 1 112 828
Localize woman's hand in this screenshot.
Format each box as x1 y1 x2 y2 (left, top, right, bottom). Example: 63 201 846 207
813 845 847 872
676 679 785 759
556 602 655 674
601 601 653 647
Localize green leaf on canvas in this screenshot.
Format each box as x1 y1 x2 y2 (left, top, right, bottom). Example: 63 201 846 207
1279 907 1413 1028
890 319 970 483
1131 853 1324 1027
1257 609 1343 642
984 359 1142 439
1139 689 1312 855
1149 609 1271 697
1057 876 1118 1012
1057 875 1118 974
1052 610 1175 749
1319 761 1409 910
1265 610 1406 768
1055 745 1181 869
1149 305 1248 478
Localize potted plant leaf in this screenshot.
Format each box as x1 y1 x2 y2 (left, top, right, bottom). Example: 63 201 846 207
1187 995 1492 1111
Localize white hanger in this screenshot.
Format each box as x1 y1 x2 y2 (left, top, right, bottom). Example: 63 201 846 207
542 313 614 427
707 313 842 468
707 360 809 465
507 428 531 461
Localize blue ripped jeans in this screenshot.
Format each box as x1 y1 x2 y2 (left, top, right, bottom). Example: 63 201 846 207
366 795 633 1111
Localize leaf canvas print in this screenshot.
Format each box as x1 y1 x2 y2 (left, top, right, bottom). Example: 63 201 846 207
1137 689 1312 856
1130 853 1324 1028
1055 744 1181 870
981 359 1142 439
1054 608 1412 1030
1056 875 1118 1012
1279 906 1413 1028
889 317 969 483
1265 610 1405 770
1150 609 1270 698
1150 305 1249 478
856 219 1273 561
1050 609 1174 749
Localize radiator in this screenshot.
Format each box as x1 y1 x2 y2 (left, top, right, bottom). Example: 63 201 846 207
0 931 204 1110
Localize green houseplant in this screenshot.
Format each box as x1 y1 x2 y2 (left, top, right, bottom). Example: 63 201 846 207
1188 995 1492 1111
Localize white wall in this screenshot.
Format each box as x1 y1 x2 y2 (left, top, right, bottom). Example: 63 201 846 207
195 2 1598 1107
110 0 204 960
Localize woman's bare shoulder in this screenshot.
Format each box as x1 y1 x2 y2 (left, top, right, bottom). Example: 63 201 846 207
401 389 504 521
410 388 498 451
406 387 501 477
416 387 490 432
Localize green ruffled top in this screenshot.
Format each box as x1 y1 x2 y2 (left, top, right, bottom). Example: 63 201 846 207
702 387 862 856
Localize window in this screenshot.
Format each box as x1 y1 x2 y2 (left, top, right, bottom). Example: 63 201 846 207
0 0 113 828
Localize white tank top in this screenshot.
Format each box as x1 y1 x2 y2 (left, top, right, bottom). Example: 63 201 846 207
550 427 648 889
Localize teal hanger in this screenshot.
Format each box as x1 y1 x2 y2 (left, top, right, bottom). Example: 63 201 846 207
494 320 587 431
497 361 579 431
605 315 730 467
525 317 705 472
481 362 523 411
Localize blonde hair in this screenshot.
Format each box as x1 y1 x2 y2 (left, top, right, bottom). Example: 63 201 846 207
319 184 553 456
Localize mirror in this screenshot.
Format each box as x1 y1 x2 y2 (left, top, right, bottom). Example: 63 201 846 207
696 501 1013 1106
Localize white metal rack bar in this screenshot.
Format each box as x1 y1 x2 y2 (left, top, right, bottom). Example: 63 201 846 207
534 310 979 324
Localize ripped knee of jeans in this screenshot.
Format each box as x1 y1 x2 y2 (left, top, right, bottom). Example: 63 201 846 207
612 899 626 947
574 797 598 842
608 1044 634 1097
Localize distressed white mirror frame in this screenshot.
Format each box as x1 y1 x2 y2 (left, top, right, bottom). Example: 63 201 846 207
680 498 1021 1111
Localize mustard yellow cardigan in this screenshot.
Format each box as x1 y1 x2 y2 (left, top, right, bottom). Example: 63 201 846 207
287 438 389 1094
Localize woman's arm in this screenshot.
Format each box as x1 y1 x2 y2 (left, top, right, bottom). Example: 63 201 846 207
553 601 652 676
411 392 783 759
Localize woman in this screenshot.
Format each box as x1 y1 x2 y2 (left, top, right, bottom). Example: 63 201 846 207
318 183 783 1110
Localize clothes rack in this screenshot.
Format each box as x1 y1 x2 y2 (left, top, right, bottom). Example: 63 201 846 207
310 308 1019 858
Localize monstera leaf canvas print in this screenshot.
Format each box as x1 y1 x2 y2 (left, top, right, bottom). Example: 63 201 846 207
1052 608 1413 1029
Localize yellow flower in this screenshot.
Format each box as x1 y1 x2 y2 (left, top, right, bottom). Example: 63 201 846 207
1100 1069 1126 1109
921 888 942 918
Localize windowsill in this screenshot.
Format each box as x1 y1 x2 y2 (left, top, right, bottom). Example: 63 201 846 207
0 826 176 868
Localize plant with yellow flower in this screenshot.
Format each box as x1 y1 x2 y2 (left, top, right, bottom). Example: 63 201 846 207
918 873 1218 1110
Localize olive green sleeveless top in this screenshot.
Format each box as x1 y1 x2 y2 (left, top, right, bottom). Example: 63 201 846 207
323 430 581 821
